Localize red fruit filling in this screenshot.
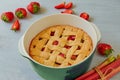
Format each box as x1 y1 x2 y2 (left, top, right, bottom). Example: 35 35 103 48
64 45 71 49
41 47 45 51
81 39 84 43
52 40 59 45
77 46 81 50
50 31 55 36
67 35 76 41
59 53 66 58
71 55 78 60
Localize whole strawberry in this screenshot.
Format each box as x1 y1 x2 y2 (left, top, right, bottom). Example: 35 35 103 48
97 43 113 56
1 12 14 22
27 2 40 14
15 8 27 19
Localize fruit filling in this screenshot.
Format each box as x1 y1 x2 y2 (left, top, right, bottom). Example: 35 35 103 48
67 35 76 41
64 45 71 49
77 46 81 50
59 53 66 58
52 40 59 45
41 47 45 51
71 55 78 60
50 31 55 36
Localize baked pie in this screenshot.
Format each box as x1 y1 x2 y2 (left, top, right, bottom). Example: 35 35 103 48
29 25 93 67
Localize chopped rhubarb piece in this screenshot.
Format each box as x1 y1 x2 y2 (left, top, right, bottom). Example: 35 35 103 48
64 45 71 49
50 31 55 36
77 46 81 50
67 35 76 41
59 53 66 58
52 40 59 45
41 47 45 51
71 55 78 60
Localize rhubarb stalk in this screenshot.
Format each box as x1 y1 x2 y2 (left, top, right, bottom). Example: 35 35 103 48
84 57 120 80
105 65 120 80
75 55 116 80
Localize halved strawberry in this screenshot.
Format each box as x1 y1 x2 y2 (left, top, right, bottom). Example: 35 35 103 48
15 8 27 19
27 2 40 14
1 12 14 22
61 9 73 14
54 2 65 9
64 2 73 9
80 12 89 20
11 20 20 31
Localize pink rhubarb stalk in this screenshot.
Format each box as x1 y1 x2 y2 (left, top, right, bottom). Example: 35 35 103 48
84 58 120 80
75 56 116 80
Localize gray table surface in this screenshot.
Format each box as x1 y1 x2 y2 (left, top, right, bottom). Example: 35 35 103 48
0 0 120 80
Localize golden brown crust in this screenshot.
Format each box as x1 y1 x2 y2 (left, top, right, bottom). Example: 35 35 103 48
29 25 93 67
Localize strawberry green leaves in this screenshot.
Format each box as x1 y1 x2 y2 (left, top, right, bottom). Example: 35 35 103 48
27 2 40 14
15 8 27 19
1 12 14 22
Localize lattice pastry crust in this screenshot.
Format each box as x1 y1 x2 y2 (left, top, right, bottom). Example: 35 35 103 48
29 25 93 67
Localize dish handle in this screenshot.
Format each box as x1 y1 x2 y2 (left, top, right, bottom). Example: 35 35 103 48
90 22 101 42
18 36 30 58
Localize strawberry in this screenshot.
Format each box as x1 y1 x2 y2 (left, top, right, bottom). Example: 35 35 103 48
15 8 27 19
97 43 113 56
61 9 73 14
80 12 89 20
27 2 40 14
11 20 20 31
1 12 14 22
64 2 73 9
54 2 65 9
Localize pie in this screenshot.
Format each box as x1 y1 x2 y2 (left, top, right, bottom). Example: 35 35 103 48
29 25 93 67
